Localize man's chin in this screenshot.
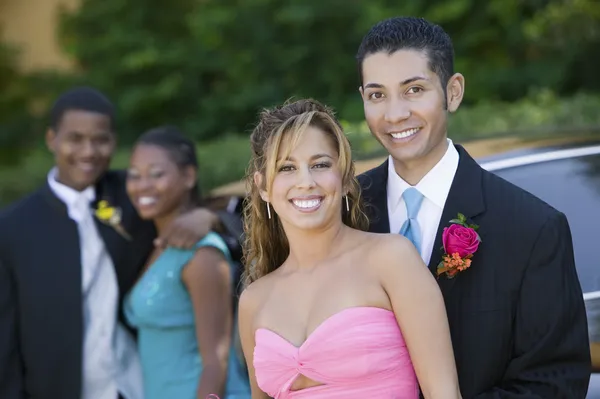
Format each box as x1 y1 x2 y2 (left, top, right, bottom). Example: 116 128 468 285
388 148 424 166
60 177 98 191
74 176 103 190
67 168 107 189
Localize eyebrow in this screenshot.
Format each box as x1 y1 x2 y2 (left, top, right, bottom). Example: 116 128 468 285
363 76 429 89
128 163 167 170
64 130 113 139
279 153 334 162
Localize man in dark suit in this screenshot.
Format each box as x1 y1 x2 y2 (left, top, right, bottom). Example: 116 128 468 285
0 87 226 399
356 17 591 398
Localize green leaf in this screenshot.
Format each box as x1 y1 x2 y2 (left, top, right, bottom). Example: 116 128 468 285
457 213 467 222
449 218 462 224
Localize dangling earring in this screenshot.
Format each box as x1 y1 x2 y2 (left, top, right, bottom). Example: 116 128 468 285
266 202 272 219
345 195 350 212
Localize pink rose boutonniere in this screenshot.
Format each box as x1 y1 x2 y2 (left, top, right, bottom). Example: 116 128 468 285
436 213 481 279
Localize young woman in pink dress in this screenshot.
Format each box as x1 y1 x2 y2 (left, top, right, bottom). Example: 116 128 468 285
237 99 461 399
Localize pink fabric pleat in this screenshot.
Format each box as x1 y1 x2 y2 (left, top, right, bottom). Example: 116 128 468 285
253 307 419 399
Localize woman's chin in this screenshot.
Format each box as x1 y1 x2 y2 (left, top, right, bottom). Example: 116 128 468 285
136 206 162 221
286 215 334 232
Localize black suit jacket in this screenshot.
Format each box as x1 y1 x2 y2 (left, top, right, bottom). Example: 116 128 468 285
0 170 156 399
359 145 591 398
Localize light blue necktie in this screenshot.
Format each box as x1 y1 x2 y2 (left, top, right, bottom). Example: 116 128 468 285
398 187 424 255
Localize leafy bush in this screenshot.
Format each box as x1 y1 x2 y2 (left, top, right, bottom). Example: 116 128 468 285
0 41 77 169
3 92 599 206
57 0 371 143
0 43 39 166
55 0 600 144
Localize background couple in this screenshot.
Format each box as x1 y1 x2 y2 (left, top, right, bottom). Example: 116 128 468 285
236 16 591 398
0 93 251 395
0 15 591 399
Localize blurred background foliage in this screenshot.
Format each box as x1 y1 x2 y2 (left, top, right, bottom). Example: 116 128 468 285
1 0 599 204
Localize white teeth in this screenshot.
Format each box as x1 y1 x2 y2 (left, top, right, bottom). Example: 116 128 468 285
391 128 419 139
292 199 321 209
138 197 157 206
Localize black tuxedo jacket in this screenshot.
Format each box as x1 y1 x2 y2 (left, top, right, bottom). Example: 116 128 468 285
359 145 591 398
0 170 156 399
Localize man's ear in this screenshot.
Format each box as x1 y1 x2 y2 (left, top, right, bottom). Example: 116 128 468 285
254 172 269 203
446 73 465 113
45 128 57 153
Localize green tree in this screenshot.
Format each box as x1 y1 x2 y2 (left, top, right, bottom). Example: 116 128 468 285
0 42 37 166
58 0 375 142
57 0 600 143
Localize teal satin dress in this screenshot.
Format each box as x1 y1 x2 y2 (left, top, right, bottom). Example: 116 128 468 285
124 232 250 399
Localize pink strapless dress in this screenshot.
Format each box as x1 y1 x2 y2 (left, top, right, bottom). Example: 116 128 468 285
253 306 419 398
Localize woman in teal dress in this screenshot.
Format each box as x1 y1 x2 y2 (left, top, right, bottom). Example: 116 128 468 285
123 126 250 399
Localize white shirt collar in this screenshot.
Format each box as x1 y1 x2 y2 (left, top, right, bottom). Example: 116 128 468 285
387 139 459 212
47 167 96 210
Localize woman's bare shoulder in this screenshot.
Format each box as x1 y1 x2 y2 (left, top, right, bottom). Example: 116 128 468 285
350 230 416 258
238 272 278 316
352 231 425 275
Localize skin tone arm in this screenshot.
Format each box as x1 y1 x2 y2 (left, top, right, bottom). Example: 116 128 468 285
182 247 233 399
591 343 600 371
586 295 600 371
375 234 462 399
238 286 271 399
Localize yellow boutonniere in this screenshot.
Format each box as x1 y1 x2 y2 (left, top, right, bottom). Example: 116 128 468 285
94 200 132 240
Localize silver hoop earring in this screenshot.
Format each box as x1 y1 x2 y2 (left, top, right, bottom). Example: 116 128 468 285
345 195 350 212
266 202 272 219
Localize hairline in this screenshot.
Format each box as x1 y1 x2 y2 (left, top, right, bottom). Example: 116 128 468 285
51 108 116 133
358 47 449 92
262 112 350 194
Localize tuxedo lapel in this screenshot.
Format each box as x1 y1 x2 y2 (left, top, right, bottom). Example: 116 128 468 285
42 173 129 287
361 149 486 296
93 219 123 268
361 159 391 233
40 181 70 216
92 174 132 295
427 145 486 295
38 183 84 340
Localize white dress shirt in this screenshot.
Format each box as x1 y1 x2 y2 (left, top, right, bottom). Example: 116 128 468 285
47 168 143 399
387 139 459 265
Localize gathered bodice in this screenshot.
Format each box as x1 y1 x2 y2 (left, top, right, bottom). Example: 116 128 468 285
253 306 418 398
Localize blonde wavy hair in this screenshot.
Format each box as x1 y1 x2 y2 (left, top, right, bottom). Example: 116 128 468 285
242 99 369 286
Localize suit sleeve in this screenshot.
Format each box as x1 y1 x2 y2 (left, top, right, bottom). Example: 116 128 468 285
474 212 591 398
0 258 23 398
215 209 244 259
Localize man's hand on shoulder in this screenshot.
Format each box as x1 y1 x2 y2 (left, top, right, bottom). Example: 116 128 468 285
154 208 220 249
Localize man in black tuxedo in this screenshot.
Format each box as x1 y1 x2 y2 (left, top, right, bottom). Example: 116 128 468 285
356 17 591 398
0 87 226 399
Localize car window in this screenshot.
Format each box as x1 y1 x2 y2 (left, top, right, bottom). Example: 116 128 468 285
488 154 600 293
